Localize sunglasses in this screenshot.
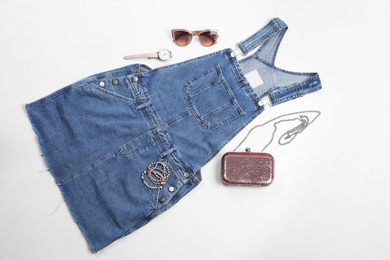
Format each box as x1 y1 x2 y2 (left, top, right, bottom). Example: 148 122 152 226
171 29 219 47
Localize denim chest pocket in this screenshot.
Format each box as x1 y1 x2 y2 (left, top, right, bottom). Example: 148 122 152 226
183 65 244 130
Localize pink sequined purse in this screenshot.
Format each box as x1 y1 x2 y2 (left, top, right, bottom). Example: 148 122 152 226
220 111 321 187
221 151 274 187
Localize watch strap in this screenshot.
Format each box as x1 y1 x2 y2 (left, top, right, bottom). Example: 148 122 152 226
123 52 158 60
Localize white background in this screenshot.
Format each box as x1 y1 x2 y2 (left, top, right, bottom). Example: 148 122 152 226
1 0 389 259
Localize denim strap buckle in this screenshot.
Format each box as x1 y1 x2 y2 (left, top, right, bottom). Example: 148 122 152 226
257 94 273 107
293 83 303 97
230 18 288 59
229 44 245 58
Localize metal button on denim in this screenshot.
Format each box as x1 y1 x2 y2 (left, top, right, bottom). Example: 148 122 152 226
132 76 138 82
183 172 190 178
99 81 105 88
112 79 118 86
158 196 166 203
168 186 175 192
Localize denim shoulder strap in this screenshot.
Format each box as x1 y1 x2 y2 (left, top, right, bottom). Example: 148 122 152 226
231 18 322 107
232 18 288 65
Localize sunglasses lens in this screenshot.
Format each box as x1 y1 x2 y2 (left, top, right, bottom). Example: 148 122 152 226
199 31 218 46
173 31 192 46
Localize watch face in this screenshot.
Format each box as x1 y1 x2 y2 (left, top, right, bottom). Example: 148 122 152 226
158 49 171 61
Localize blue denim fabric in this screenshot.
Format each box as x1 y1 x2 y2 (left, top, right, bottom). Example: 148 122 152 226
26 18 321 252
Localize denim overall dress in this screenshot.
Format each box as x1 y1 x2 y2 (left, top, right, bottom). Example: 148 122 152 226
26 18 322 252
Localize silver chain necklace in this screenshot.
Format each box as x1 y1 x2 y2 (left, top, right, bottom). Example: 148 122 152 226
233 110 321 152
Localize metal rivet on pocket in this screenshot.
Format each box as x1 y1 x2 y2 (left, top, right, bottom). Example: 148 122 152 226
132 76 139 82
158 196 166 203
168 186 175 192
183 172 190 178
99 81 105 88
112 79 119 86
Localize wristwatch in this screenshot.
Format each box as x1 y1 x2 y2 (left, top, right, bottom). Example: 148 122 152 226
123 49 172 61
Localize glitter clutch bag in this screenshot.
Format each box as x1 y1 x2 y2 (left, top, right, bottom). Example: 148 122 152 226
221 151 274 186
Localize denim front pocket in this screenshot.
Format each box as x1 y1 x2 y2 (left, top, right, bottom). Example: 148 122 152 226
89 76 136 104
56 132 163 252
183 65 244 130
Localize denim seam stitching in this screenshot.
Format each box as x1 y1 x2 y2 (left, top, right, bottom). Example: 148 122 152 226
254 56 317 76
163 155 185 182
185 64 223 88
204 112 244 130
271 85 321 105
200 101 235 121
57 149 119 185
166 112 190 126
91 83 135 103
120 140 157 157
187 78 222 96
271 75 321 96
